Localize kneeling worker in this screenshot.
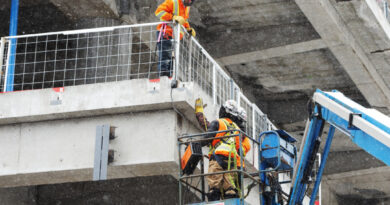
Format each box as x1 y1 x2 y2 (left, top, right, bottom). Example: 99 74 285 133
195 99 251 201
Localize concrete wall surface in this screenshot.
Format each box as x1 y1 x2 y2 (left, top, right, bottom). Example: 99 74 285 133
0 77 208 186
0 109 180 187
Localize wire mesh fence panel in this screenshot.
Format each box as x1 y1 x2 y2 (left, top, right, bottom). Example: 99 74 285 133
177 27 275 136
215 68 231 106
254 109 269 138
240 94 253 138
233 85 240 103
179 31 213 98
178 32 191 82
2 23 171 91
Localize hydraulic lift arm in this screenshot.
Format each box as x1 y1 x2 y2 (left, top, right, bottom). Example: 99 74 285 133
288 89 390 205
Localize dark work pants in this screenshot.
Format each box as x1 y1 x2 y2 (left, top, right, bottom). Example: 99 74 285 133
156 32 173 77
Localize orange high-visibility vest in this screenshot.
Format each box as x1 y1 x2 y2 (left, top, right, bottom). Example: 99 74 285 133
155 0 191 38
212 118 251 167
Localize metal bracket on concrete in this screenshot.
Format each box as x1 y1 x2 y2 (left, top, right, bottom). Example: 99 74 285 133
93 124 116 181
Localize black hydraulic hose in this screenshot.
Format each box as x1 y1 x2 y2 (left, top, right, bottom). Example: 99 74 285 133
302 137 321 184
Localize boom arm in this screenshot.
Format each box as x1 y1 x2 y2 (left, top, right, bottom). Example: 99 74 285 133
288 89 390 205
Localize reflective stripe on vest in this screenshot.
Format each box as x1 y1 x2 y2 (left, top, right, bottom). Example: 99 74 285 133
173 0 179 16
156 10 167 20
173 0 189 18
214 119 239 154
212 118 237 147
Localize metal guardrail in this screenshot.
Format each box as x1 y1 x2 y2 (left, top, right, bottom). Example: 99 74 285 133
176 24 274 138
177 130 261 204
0 22 275 137
0 22 167 92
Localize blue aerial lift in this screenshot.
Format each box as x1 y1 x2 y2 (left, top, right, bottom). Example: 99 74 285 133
259 89 390 205
179 89 390 205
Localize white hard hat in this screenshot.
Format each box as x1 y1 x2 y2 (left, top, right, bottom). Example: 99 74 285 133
223 100 239 117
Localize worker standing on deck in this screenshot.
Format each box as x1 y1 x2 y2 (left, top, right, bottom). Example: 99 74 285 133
155 0 196 77
195 99 251 201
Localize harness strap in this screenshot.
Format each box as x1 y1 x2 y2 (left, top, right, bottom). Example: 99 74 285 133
157 23 167 42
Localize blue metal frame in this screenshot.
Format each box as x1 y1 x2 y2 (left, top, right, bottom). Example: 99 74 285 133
6 0 19 92
288 111 324 205
288 89 390 205
189 198 251 205
309 125 335 205
259 131 296 205
318 90 390 165
259 131 281 205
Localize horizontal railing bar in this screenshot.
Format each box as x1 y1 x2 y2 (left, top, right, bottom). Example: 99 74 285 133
179 130 260 145
180 169 262 184
179 129 244 139
4 22 166 39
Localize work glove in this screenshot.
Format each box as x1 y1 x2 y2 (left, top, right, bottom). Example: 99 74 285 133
187 27 196 37
195 98 204 114
173 15 186 25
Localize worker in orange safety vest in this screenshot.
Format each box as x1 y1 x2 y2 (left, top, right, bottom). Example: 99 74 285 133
195 99 251 201
155 0 196 77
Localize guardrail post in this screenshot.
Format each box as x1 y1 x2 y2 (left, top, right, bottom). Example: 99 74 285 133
237 90 241 107
212 64 216 105
252 103 256 139
173 23 181 80
6 38 15 92
3 40 11 91
187 38 193 82
0 38 5 92
230 79 234 100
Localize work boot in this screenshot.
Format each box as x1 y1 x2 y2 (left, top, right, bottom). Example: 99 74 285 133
224 188 238 199
207 188 221 201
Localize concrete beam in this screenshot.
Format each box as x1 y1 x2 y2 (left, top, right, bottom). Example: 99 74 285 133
0 78 204 126
295 0 390 110
323 166 390 199
0 78 220 188
218 39 327 66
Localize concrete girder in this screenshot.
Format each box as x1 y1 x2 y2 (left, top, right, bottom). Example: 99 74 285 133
324 166 390 199
295 0 390 112
0 78 215 188
320 167 390 205
218 39 327 66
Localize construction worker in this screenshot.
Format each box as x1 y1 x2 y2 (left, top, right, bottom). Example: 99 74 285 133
195 99 251 201
155 0 196 77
